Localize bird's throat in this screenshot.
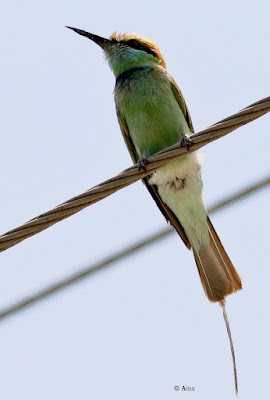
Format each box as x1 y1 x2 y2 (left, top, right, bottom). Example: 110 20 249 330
116 66 153 85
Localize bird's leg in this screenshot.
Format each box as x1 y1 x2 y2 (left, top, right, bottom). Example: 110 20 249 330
137 157 149 172
180 134 192 152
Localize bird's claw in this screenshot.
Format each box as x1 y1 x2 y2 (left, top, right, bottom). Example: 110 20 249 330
180 134 192 151
137 157 149 172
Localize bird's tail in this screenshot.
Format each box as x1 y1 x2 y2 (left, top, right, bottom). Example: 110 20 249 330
186 216 241 393
193 217 242 302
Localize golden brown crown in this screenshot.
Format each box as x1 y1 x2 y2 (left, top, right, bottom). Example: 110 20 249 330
110 32 166 67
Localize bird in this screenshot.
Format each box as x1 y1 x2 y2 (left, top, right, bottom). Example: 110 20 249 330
66 27 242 393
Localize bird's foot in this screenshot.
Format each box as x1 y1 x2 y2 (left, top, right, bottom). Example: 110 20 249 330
180 134 192 152
137 157 149 172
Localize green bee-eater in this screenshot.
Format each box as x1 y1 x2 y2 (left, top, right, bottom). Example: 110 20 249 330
67 26 243 394
67 27 242 304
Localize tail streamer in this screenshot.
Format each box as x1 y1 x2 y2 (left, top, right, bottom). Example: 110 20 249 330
220 299 238 395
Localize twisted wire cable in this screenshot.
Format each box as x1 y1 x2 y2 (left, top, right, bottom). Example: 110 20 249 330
0 95 269 253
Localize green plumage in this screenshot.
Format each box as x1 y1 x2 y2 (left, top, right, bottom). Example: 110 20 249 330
115 64 195 249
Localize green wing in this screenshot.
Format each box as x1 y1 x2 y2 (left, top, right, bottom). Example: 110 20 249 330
169 75 194 133
116 103 191 250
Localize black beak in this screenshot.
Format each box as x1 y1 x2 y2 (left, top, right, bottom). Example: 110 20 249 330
66 26 112 49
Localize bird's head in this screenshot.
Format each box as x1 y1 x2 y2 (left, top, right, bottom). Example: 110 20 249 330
66 27 166 78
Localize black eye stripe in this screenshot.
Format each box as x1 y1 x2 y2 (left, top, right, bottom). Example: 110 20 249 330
122 40 157 57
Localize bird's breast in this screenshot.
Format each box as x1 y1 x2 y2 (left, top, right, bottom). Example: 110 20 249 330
115 67 190 158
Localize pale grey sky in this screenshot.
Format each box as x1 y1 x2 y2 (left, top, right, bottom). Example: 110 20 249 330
0 1 269 399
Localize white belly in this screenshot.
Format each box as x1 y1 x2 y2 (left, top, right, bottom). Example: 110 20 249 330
149 151 209 252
